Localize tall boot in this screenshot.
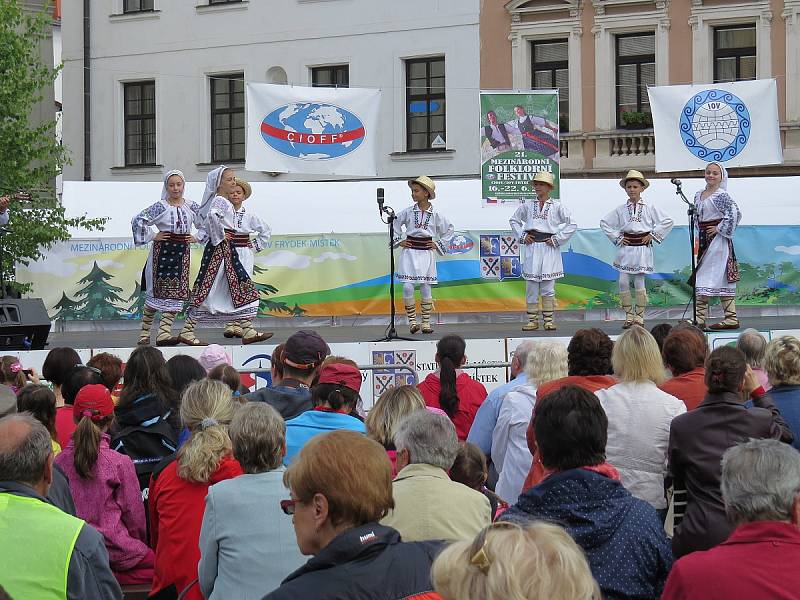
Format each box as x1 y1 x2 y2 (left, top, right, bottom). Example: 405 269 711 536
420 300 434 334
695 295 709 329
634 289 648 327
521 302 539 332
241 318 274 345
224 320 243 339
178 315 208 346
619 290 634 329
709 297 740 330
541 296 557 331
405 302 420 334
156 311 179 346
138 306 156 345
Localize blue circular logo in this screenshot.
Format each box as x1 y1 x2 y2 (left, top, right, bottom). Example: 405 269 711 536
260 102 367 161
679 89 750 162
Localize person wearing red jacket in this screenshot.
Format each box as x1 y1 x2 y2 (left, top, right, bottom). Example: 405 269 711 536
418 334 487 441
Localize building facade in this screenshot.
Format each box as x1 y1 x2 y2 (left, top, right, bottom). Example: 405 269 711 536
60 0 480 182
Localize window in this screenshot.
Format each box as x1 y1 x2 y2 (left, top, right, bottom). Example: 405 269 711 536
615 33 655 128
531 39 569 132
210 73 245 162
123 81 156 166
123 0 154 12
405 57 446 151
713 25 756 83
311 65 349 88
209 0 242 4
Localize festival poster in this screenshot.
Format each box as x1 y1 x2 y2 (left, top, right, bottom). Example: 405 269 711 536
479 91 560 206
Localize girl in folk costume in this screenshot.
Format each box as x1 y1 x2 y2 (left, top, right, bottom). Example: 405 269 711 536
509 171 576 331
178 166 272 346
600 170 674 329
693 162 741 330
393 176 454 334
132 170 201 346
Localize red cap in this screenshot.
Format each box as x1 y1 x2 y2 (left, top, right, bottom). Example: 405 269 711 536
73 384 114 422
317 363 362 393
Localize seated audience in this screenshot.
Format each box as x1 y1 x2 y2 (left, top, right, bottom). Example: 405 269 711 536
365 384 426 475
149 379 242 600
86 352 123 394
0 414 122 600
284 362 366 464
264 430 443 599
492 341 567 504
649 322 673 354
500 386 673 600
595 326 685 514
42 347 83 447
663 439 800 599
54 384 153 585
199 403 304 598
208 363 244 397
659 327 708 410
419 334 488 440
433 521 600 600
199 344 232 373
166 354 207 399
764 335 800 449
450 442 507 520
17 384 61 455
246 330 330 419
667 346 794 558
737 328 771 390
0 355 37 394
60 364 105 449
314 355 367 418
381 410 491 541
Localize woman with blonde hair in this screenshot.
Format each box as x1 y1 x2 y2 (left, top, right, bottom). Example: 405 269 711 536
491 341 568 504
764 335 800 449
595 326 685 515
365 384 426 474
148 379 243 600
432 521 599 600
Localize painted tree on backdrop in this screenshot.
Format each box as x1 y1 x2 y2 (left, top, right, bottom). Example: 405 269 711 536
0 0 105 294
73 262 126 320
126 280 145 319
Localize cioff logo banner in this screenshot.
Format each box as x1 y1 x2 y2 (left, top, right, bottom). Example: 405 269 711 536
246 83 381 176
648 79 782 172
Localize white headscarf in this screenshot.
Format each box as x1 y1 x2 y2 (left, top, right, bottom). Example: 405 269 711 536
707 162 728 190
200 165 228 218
161 169 185 202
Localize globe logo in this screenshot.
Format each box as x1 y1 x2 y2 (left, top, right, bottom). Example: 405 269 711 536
679 89 750 162
260 102 367 161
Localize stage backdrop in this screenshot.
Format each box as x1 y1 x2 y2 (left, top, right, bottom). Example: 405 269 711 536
480 91 560 205
648 79 782 172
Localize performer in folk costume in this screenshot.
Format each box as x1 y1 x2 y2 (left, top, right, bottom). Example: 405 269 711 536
600 170 674 329
178 166 272 346
693 161 741 330
132 170 201 346
509 171 576 331
393 176 454 334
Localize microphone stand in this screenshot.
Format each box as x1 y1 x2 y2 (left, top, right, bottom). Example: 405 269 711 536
374 202 414 342
672 181 697 325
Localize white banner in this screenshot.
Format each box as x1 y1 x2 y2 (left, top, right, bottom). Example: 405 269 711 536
648 79 782 172
245 83 381 176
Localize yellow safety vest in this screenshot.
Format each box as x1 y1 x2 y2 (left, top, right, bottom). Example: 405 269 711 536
0 492 84 600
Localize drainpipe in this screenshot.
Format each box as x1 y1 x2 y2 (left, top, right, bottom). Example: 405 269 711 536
82 0 90 180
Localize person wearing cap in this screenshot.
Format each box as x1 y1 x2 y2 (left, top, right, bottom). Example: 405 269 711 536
283 362 366 465
600 170 674 329
509 170 576 331
132 169 202 347
198 343 233 373
245 330 330 419
181 168 272 346
392 175 455 334
55 384 155 585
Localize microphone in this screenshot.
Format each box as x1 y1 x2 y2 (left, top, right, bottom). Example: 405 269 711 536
670 178 682 186
377 188 385 215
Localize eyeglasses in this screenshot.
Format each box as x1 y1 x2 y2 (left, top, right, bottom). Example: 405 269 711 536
280 499 296 516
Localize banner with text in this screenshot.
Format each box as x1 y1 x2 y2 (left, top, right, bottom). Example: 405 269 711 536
245 83 381 176
480 91 560 206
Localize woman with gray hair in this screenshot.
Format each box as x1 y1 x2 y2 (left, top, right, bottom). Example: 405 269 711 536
736 328 770 390
764 335 800 449
199 403 304 598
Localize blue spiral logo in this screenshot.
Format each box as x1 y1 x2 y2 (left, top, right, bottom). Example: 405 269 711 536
679 89 750 162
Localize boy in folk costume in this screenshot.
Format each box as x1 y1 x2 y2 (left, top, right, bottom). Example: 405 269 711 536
132 170 201 346
392 176 454 334
509 171 576 331
600 170 674 329
178 166 272 346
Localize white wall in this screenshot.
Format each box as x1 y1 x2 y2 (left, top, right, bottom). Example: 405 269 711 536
60 0 480 182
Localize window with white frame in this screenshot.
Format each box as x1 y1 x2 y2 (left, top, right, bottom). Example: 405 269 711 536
312 65 349 88
210 74 245 162
615 33 655 128
123 0 154 12
713 25 756 83
405 57 446 151
123 81 156 166
531 39 569 132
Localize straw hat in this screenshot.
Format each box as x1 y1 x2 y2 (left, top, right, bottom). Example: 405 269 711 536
408 176 436 199
234 177 252 199
620 169 649 189
530 171 555 187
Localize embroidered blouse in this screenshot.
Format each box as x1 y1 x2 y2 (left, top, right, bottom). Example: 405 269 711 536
600 201 674 246
509 198 576 246
392 206 455 255
131 199 202 246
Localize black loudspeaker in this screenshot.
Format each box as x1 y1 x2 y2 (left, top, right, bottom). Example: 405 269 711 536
0 299 51 350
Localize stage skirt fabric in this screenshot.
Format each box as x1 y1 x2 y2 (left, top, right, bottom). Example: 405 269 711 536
613 245 655 275
696 234 736 297
521 242 564 282
143 248 186 313
397 248 438 285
